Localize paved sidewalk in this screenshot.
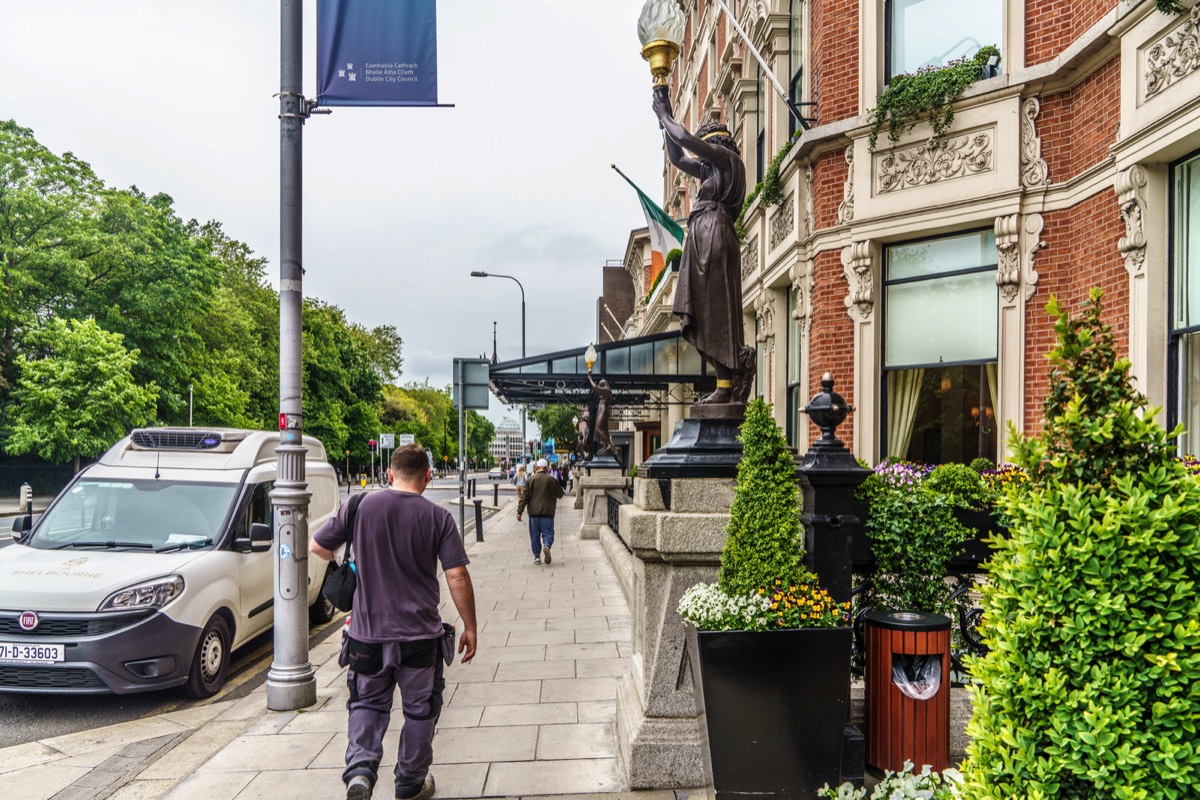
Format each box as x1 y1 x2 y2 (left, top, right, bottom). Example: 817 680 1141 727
0 492 694 800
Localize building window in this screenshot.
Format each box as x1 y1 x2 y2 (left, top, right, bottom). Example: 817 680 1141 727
756 65 766 182
789 0 804 137
886 0 1003 80
882 230 998 464
786 290 803 447
1170 151 1200 454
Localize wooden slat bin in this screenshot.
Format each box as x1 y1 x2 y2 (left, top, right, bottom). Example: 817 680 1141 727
865 610 951 773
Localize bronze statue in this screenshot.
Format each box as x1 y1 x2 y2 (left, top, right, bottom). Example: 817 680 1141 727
575 407 591 461
652 86 755 404
588 371 615 455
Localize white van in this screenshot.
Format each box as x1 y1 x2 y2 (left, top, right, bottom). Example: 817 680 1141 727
0 428 339 697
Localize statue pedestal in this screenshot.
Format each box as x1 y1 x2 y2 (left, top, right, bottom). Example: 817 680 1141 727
640 404 745 479
578 466 627 540
613 476 735 790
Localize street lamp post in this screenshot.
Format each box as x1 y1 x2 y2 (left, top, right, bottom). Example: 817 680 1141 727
471 270 526 456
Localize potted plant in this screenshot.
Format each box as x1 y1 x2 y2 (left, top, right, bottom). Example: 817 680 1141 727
678 398 852 799
820 761 964 799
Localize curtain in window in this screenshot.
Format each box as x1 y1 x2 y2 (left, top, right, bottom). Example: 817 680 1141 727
984 362 998 415
887 368 925 458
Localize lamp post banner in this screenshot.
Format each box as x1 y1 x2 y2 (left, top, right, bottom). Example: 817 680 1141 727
316 0 438 107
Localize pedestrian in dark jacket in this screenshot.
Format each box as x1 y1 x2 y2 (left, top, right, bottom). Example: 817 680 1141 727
516 458 564 565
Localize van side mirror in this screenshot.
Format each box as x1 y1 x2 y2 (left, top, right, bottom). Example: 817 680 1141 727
248 522 274 553
11 515 32 542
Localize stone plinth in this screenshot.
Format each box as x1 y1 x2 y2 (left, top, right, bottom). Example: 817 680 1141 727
577 467 628 540
615 476 734 790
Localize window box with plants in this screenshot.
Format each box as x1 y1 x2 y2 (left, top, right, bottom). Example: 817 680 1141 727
677 399 852 799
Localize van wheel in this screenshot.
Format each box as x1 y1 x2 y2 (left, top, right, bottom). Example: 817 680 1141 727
181 615 231 699
309 565 338 625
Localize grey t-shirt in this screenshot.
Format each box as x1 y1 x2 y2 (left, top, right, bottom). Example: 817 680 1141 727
313 489 469 643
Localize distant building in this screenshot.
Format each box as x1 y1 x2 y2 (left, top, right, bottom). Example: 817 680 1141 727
489 418 523 465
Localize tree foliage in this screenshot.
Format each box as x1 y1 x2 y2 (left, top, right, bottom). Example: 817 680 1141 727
0 121 437 472
964 291 1200 798
530 404 581 449
5 318 158 467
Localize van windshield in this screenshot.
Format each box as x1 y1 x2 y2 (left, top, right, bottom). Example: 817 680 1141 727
29 480 239 552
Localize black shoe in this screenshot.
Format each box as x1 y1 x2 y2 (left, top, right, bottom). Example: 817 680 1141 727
396 774 435 800
347 774 373 800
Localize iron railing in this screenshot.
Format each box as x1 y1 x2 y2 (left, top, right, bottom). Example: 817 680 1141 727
605 490 632 553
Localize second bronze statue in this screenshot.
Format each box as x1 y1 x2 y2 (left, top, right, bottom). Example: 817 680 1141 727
651 84 755 406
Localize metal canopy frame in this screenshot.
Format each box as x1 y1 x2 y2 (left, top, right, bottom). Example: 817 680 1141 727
488 330 714 406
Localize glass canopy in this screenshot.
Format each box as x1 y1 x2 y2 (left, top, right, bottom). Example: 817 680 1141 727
488 330 713 406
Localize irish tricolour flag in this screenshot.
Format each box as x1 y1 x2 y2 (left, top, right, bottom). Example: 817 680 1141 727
614 167 685 288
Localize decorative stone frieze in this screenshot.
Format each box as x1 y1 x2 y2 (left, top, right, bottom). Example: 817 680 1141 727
841 241 876 321
1117 165 1149 277
1020 98 1050 188
1023 213 1046 301
804 165 814 237
837 147 855 224
769 195 796 250
754 291 775 345
1145 6 1200 101
995 214 1021 303
741 237 759 279
875 130 994 194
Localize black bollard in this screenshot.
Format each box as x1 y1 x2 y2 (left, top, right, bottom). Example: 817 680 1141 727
472 498 484 542
493 483 499 506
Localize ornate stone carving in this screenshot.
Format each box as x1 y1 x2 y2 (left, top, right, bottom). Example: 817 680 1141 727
790 260 814 332
1145 6 1200 101
1020 98 1049 188
804 165 814 237
754 291 775 345
769 195 795 250
876 131 994 194
995 214 1021 303
841 241 876 321
1023 213 1046 301
1117 165 1149 277
741 237 759 279
837 147 855 224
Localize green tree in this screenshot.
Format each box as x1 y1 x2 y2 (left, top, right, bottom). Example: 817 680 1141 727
5 318 158 471
964 290 1200 798
0 120 104 395
530 403 581 449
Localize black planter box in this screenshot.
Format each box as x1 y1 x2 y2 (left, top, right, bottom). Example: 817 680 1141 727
850 504 1009 574
687 626 852 799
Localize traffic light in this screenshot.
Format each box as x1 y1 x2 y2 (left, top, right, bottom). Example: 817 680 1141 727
368 439 377 453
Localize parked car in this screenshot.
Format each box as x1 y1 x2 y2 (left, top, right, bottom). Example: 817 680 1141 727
0 428 339 697
487 467 504 480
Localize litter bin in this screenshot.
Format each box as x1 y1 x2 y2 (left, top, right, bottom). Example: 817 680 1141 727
865 610 951 773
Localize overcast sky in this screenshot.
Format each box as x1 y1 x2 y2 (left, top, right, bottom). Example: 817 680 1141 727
0 1 665 430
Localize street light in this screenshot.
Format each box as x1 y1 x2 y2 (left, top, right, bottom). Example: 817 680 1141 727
471 270 527 458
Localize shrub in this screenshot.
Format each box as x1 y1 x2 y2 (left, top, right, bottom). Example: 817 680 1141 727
963 290 1200 798
968 457 995 473
820 761 963 799
925 463 989 509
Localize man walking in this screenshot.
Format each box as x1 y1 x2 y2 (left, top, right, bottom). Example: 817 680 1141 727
311 444 478 800
516 457 564 565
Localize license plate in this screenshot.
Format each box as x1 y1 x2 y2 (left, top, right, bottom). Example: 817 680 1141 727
0 642 66 664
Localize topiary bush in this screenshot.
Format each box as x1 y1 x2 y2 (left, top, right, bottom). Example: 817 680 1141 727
963 289 1200 798
925 462 989 509
718 397 805 595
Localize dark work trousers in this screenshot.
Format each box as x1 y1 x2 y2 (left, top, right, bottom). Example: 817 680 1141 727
343 637 444 794
528 515 555 558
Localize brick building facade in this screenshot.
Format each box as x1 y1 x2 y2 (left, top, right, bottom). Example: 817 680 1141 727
617 0 1200 465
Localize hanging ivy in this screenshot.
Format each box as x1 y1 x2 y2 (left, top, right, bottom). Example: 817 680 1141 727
734 135 800 240
1156 0 1184 13
867 45 1001 151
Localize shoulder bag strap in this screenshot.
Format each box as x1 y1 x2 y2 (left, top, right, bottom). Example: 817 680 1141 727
343 492 367 563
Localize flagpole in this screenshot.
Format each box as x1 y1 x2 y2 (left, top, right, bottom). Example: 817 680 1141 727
710 0 810 130
611 163 638 189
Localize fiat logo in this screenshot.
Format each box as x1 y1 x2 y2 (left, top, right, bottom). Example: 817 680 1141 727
19 612 38 631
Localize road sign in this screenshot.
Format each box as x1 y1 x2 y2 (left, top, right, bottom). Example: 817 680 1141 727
398 433 415 446
380 433 396 449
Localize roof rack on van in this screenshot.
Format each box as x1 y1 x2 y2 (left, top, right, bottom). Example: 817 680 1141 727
129 429 249 452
